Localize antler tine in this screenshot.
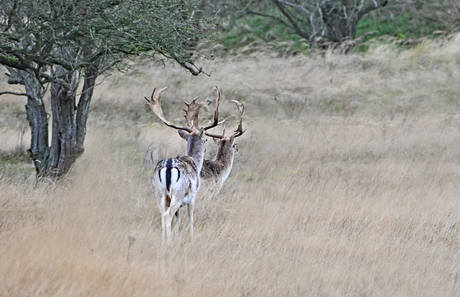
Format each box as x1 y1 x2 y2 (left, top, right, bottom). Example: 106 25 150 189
205 125 226 139
231 99 244 118
230 100 246 138
144 87 193 133
204 100 245 139
203 86 222 131
183 96 203 131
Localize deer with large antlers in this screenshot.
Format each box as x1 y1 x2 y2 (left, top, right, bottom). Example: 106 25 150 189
201 100 245 200
182 93 246 201
144 86 221 243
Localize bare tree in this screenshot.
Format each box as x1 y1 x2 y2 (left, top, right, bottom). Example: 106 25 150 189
0 0 209 178
244 0 388 46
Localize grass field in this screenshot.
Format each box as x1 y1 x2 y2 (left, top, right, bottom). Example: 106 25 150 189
2 36 460 296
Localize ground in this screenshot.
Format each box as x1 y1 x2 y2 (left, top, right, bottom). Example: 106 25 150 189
1 37 460 296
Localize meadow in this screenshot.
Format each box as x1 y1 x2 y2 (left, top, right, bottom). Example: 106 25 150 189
1 36 460 296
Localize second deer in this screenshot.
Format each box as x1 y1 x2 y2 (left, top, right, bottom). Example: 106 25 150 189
184 88 246 201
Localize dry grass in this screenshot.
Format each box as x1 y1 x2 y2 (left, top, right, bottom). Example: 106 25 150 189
2 37 460 296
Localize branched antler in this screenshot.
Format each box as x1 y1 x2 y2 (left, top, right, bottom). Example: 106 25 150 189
145 87 194 133
230 99 246 138
183 85 222 131
205 99 245 139
183 97 203 131
203 86 222 131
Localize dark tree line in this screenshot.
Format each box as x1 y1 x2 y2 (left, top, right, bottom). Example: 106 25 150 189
243 0 388 46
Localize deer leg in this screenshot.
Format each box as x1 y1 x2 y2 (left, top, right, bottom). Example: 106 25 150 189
167 198 182 242
156 193 168 243
172 207 181 236
187 201 195 238
161 213 167 243
163 208 174 244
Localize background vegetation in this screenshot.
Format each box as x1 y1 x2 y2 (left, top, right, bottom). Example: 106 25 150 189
213 0 460 53
2 0 460 295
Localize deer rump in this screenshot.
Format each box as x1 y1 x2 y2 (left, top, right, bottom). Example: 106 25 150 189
154 156 200 207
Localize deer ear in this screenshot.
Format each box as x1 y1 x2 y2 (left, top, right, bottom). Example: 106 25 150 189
199 127 205 138
178 130 190 140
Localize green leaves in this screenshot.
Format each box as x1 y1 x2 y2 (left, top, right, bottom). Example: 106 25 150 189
0 0 208 82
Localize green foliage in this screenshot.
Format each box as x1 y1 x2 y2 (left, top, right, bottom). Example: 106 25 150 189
0 149 34 176
357 11 450 41
0 0 208 81
216 14 310 54
216 0 460 54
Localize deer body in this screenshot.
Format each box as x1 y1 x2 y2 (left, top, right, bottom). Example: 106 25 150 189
199 136 238 200
193 99 245 201
153 130 205 242
156 157 197 205
145 86 221 243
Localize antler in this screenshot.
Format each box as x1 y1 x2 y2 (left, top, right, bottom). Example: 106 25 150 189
182 86 221 131
205 99 245 139
144 87 193 133
203 86 222 131
230 99 245 138
183 97 203 131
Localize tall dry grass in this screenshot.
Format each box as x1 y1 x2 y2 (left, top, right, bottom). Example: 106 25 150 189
2 36 460 296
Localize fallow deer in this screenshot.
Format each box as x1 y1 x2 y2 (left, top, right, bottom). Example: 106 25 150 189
144 86 221 243
201 100 245 200
182 90 246 201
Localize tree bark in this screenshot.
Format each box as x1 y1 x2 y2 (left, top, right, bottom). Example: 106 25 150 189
23 73 50 176
76 63 99 156
25 95 50 176
48 66 79 178
7 68 51 177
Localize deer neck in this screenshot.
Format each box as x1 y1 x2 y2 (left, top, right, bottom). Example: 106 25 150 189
213 143 235 179
215 148 234 165
185 137 205 172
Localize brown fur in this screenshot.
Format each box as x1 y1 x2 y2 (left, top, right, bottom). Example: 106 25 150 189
199 136 237 200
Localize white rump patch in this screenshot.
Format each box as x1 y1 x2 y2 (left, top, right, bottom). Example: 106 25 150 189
170 168 179 185
159 168 168 187
159 167 180 192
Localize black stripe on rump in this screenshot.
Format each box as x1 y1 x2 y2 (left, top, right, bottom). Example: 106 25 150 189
165 159 172 191
158 159 180 191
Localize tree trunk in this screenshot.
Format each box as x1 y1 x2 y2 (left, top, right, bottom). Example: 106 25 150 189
22 72 51 176
45 64 98 178
321 0 388 42
76 63 98 156
7 68 51 177
25 93 50 176
47 66 79 178
9 65 97 179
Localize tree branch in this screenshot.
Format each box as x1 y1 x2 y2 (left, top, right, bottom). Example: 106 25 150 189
358 0 388 20
0 55 28 70
272 0 311 40
246 9 294 29
178 60 207 76
0 91 28 97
